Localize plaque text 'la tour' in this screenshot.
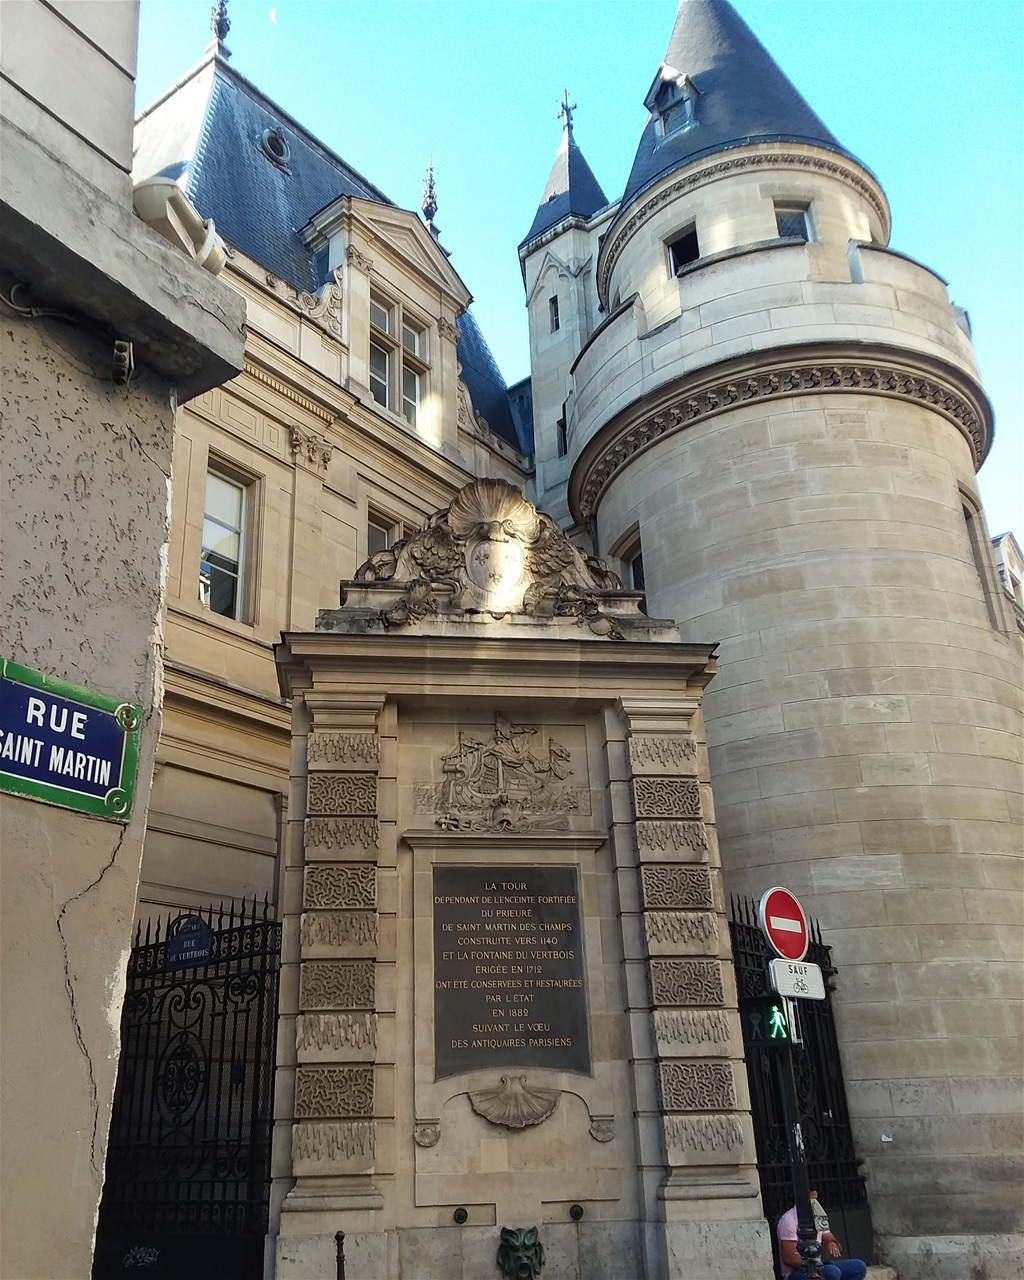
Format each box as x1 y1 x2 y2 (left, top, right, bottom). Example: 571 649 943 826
433 865 590 1078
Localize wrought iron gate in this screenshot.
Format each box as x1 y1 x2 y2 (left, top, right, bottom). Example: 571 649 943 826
93 900 281 1280
729 896 872 1268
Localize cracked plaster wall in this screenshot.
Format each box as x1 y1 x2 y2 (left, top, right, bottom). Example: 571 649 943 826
0 319 175 1280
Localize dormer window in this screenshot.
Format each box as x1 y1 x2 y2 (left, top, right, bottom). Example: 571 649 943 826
647 70 700 140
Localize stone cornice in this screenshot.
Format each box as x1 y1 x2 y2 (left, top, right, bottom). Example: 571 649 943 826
569 344 992 523
243 359 335 425
596 148 890 309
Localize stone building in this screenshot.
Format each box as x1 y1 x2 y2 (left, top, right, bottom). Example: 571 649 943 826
92 2 1021 1278
0 3 244 1278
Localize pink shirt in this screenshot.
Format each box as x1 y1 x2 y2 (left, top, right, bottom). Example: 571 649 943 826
776 1206 823 1279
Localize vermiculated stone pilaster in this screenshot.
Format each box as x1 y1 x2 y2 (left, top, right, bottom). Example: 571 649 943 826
291 711 383 1184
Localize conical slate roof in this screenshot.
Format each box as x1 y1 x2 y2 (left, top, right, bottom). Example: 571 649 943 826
620 0 851 211
522 123 609 248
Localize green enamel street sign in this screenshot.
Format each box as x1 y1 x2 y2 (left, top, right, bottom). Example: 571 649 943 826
0 658 141 822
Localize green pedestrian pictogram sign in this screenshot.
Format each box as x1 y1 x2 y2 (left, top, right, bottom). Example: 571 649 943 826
745 995 797 1047
769 1001 789 1040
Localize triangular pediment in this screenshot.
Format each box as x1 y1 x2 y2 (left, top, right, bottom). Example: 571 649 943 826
350 199 469 305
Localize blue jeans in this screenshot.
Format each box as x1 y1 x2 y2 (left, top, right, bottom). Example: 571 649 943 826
823 1262 868 1280
787 1263 868 1280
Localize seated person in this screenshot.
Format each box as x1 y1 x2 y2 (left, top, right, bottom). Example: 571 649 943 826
777 1191 867 1280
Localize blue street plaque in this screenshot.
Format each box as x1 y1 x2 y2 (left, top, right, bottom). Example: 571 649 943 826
165 915 213 970
0 658 140 821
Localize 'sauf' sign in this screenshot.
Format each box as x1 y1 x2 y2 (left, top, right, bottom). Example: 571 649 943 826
0 658 140 821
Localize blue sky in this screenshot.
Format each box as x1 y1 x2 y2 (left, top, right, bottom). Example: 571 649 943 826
135 0 1023 536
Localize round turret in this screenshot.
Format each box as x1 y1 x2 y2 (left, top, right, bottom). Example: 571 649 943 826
558 3 1022 1273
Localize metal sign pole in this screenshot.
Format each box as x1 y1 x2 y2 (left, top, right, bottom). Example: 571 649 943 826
776 1006 823 1280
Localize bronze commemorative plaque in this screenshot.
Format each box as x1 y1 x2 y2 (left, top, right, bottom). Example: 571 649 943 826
433 864 590 1079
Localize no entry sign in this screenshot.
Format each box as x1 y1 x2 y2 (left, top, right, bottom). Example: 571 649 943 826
758 886 810 962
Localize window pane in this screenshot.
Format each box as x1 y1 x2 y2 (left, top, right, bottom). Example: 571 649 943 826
202 518 240 570
630 551 645 592
205 473 243 527
370 293 392 333
370 341 390 406
402 321 424 358
367 520 390 556
402 365 419 427
775 206 809 241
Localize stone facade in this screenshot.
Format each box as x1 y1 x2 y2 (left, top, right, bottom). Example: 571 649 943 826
0 4 244 1278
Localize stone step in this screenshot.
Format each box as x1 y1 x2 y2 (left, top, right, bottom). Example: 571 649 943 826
866 1267 898 1280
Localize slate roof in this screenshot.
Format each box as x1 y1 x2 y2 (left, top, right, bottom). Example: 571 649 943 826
134 53 392 292
521 126 609 248
134 50 523 450
619 0 856 213
456 312 531 453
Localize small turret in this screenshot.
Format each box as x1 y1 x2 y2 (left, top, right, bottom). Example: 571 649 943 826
521 90 608 249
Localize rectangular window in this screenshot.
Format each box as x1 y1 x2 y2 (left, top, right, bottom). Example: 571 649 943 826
669 226 700 275
200 468 251 621
775 202 812 241
369 288 429 427
549 296 560 332
962 499 1007 631
556 417 568 458
367 515 394 558
369 339 390 408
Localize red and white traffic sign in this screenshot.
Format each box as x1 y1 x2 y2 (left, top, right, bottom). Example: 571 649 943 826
758 886 810 962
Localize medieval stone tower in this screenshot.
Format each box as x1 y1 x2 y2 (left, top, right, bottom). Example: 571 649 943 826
522 2 1022 1274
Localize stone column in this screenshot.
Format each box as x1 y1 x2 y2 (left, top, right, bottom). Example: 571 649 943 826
614 697 768 1280
276 695 387 1275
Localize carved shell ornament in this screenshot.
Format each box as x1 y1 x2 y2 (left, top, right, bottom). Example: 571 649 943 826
347 479 644 637
468 1075 559 1129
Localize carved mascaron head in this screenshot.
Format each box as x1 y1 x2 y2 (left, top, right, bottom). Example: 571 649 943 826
496 1226 545 1280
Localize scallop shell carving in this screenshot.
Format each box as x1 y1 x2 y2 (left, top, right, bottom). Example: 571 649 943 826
468 1075 559 1129
447 479 541 543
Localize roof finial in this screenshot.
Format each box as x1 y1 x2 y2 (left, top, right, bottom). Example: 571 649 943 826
211 0 230 44
422 157 439 240
557 89 577 139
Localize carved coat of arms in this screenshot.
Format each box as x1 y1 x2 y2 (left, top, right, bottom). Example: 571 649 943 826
347 479 636 636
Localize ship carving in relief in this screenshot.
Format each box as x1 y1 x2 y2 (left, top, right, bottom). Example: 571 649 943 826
415 714 589 832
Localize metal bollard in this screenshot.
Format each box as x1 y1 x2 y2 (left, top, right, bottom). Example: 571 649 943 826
335 1230 346 1280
